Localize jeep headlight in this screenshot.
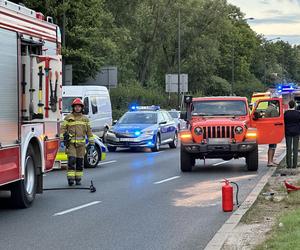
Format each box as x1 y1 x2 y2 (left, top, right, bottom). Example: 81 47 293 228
194 127 203 135
235 126 244 135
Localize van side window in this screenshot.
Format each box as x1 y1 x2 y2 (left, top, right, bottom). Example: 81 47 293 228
83 97 89 114
91 97 98 114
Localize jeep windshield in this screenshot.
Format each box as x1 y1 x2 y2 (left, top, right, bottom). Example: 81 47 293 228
192 100 247 116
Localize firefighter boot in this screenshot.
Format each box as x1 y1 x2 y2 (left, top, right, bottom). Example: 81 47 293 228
75 158 84 186
67 156 76 186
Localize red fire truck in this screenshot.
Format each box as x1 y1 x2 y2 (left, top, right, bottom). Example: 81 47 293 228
0 1 62 207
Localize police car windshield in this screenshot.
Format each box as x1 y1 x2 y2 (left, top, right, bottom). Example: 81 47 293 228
119 112 157 124
192 100 247 116
168 111 179 119
62 97 79 113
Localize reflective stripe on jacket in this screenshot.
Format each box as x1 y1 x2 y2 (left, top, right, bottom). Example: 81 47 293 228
60 113 95 145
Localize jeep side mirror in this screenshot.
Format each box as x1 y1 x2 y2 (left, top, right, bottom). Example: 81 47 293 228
253 111 260 120
113 120 118 125
180 111 187 121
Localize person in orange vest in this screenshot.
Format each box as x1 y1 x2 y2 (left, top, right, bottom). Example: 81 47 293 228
60 98 94 186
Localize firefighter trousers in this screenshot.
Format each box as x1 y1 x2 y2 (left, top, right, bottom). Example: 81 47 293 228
66 143 85 181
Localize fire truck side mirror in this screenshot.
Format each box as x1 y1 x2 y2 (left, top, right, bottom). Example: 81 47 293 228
184 95 193 104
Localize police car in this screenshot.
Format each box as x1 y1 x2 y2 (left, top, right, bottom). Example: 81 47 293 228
106 106 178 152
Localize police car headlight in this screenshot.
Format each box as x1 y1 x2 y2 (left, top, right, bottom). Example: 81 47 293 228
235 126 244 134
194 127 203 135
144 130 154 135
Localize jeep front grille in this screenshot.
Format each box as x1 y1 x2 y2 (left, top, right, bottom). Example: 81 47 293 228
203 126 235 139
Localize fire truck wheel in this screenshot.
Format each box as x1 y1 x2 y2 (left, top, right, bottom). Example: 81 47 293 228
169 132 178 149
180 147 194 172
246 146 258 171
11 146 37 208
84 145 101 168
151 134 161 152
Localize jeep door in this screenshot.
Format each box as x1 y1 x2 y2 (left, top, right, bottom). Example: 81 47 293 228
250 98 284 144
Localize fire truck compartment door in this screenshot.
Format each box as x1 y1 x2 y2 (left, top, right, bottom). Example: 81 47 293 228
0 29 18 146
251 98 284 144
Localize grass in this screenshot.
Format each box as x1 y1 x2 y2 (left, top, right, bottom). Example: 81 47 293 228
256 208 300 250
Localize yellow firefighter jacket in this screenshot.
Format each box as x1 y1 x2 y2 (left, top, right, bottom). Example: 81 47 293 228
60 113 95 146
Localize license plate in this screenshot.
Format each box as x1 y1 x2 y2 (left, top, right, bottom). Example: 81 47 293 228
120 138 139 142
208 138 229 144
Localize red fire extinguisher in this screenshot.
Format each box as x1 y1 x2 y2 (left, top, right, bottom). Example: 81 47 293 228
222 179 239 212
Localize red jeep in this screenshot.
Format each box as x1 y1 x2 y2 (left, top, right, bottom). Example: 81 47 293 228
180 96 284 172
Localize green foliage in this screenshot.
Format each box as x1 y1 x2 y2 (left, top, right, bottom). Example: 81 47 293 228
13 0 300 100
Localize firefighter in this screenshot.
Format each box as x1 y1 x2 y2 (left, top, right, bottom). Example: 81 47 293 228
60 98 95 186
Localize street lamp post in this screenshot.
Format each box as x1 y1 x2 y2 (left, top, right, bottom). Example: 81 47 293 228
230 17 254 96
177 9 181 110
263 37 280 84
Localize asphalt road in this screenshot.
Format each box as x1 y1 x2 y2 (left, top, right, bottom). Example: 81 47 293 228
0 144 285 250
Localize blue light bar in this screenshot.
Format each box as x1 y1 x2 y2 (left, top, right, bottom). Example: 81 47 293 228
130 105 160 111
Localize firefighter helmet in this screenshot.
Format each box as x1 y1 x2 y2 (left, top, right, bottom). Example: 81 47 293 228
72 98 84 107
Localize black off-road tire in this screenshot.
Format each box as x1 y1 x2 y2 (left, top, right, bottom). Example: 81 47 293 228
180 146 194 172
246 146 259 171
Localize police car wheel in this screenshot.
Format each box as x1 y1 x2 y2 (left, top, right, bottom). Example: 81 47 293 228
10 145 37 208
108 146 117 152
151 134 160 152
84 145 101 168
169 132 178 149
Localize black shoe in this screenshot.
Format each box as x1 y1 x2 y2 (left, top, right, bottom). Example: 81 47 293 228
68 179 74 186
75 179 81 186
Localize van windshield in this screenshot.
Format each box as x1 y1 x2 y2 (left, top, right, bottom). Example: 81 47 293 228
62 97 80 113
192 100 247 116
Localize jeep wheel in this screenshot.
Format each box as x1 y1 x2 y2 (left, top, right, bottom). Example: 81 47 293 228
246 146 258 171
180 146 194 172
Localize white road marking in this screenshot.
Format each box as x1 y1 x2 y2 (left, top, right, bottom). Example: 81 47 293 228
213 161 229 166
98 160 117 166
53 201 102 216
154 176 181 184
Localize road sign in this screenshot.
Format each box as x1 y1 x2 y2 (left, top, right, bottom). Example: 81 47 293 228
82 66 118 89
165 74 188 93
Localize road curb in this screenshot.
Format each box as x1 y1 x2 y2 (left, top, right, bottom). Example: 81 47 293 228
204 150 286 250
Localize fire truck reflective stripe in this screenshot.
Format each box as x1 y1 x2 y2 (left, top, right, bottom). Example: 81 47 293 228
0 147 20 185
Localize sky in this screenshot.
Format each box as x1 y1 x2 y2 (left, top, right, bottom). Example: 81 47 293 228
228 0 300 44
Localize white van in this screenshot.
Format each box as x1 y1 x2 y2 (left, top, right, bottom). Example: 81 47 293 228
62 86 112 138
